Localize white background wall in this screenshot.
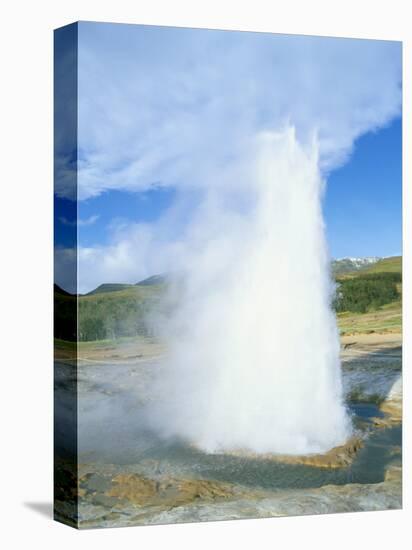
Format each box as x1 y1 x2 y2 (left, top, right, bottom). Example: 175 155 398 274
1 1 410 548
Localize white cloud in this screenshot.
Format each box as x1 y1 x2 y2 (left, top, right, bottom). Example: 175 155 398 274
77 222 186 293
59 25 402 201
54 25 402 293
59 214 99 227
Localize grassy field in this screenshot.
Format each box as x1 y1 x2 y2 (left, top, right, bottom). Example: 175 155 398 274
360 256 402 274
336 256 402 335
337 300 401 335
55 256 402 343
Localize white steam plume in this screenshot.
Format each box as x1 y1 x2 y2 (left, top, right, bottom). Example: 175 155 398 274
150 127 351 455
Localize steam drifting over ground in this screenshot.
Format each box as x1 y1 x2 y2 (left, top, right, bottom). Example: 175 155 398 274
149 127 352 455
67 27 401 457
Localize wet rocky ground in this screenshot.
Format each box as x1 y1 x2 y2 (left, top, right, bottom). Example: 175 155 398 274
54 333 402 528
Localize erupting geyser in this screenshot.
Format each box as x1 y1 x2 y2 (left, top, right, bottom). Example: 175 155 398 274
154 127 352 455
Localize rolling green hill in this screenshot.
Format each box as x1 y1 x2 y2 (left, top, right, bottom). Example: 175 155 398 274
55 256 402 342
55 281 167 342
54 284 77 341
78 284 166 341
85 275 167 296
86 283 134 295
335 256 402 334
356 255 401 274
136 274 167 286
335 256 401 279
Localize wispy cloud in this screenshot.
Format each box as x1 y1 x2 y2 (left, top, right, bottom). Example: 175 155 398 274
55 24 402 201
53 24 402 293
59 215 100 226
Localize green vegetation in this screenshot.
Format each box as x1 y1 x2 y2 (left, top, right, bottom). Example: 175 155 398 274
337 300 401 335
86 283 134 295
54 256 402 343
334 257 402 334
358 256 402 274
54 283 167 342
332 256 401 277
334 272 401 314
78 285 165 341
54 284 77 341
334 256 401 318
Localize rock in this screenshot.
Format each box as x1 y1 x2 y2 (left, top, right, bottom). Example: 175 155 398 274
106 473 157 505
380 376 402 419
372 375 402 427
279 436 364 468
225 436 364 469
105 473 236 507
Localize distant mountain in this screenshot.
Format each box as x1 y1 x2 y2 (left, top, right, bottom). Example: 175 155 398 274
332 257 380 276
356 256 402 274
136 274 167 286
56 258 401 342
332 256 402 277
85 275 166 296
54 283 75 297
80 257 402 297
86 283 134 296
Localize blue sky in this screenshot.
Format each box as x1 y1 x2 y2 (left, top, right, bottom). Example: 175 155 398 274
75 116 402 259
54 23 402 292
325 117 402 258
